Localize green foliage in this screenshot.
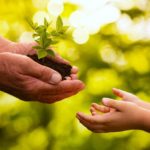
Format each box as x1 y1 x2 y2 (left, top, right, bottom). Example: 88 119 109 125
27 16 68 59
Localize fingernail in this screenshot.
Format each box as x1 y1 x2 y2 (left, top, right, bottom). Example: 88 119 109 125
49 73 62 84
102 98 110 105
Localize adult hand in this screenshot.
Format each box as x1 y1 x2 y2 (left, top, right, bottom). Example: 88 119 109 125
0 37 79 80
0 52 84 103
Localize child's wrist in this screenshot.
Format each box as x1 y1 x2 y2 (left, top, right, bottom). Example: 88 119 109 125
138 108 150 132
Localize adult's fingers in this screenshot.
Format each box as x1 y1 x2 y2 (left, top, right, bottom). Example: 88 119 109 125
40 80 85 95
47 53 70 65
24 57 62 84
16 42 37 55
55 54 70 64
70 74 78 80
38 91 80 104
18 42 71 68
1 53 61 85
71 66 78 74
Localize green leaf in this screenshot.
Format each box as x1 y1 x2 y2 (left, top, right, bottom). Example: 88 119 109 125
41 31 47 47
43 38 52 48
47 49 55 56
44 18 49 28
32 33 39 38
51 30 59 36
62 26 69 32
56 16 63 32
35 38 41 45
29 16 69 59
33 46 42 50
26 18 37 29
37 50 48 59
35 25 45 34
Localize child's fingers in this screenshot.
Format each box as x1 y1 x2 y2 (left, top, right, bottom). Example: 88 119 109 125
78 118 100 132
77 115 98 130
77 114 104 132
112 88 124 98
76 112 106 124
90 107 97 116
91 103 110 113
76 112 95 123
102 98 125 111
112 88 139 101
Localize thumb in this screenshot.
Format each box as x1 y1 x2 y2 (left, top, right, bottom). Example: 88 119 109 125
102 98 124 111
25 57 62 84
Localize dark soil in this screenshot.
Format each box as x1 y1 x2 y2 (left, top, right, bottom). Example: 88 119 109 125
28 54 72 80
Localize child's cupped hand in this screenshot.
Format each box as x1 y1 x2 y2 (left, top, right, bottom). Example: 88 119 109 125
76 88 150 133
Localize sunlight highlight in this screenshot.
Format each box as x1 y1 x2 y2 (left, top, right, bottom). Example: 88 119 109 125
73 28 89 44
19 32 34 43
69 4 121 33
47 0 64 16
33 11 50 25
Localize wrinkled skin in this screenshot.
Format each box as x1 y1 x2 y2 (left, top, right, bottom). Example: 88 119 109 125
0 37 85 103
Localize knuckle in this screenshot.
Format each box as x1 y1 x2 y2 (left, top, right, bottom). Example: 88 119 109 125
40 67 48 78
21 56 31 65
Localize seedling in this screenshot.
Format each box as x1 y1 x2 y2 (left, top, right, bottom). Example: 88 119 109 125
26 16 72 79
27 16 68 59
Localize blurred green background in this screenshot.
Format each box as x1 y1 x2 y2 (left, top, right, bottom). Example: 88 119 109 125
1 0 150 150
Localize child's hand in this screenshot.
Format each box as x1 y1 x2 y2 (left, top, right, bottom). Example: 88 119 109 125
113 88 150 110
76 98 148 133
